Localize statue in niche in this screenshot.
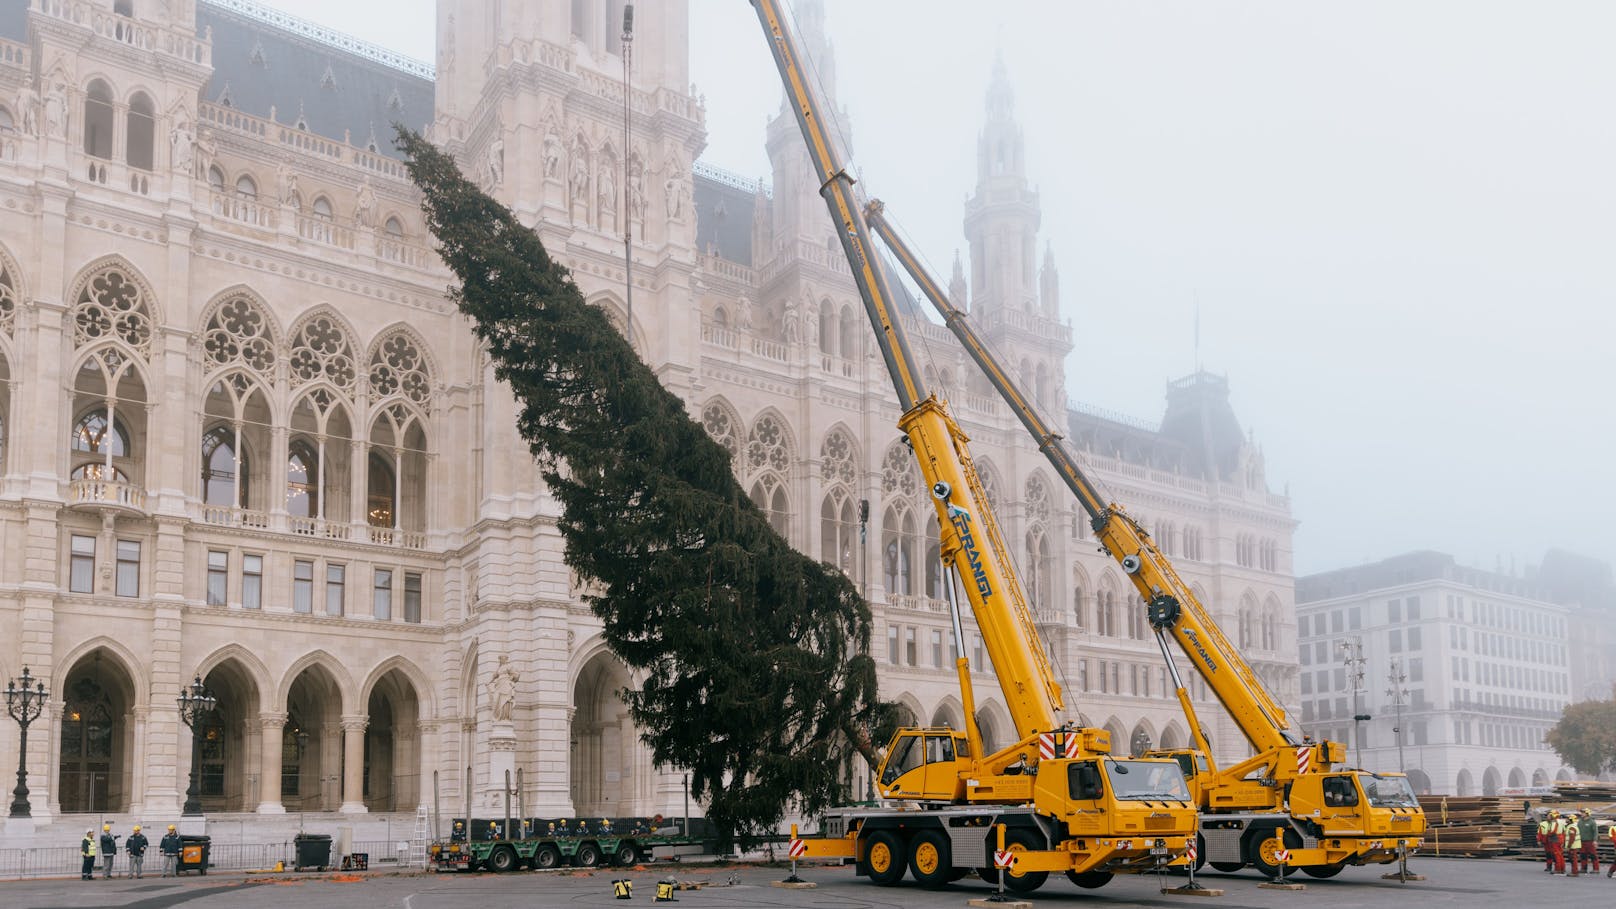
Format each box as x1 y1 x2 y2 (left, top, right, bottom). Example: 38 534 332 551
43 77 67 139
568 143 589 210
354 179 376 228
627 154 646 223
489 655 520 723
486 132 505 186
542 127 562 179
597 164 615 224
14 77 38 136
170 118 194 174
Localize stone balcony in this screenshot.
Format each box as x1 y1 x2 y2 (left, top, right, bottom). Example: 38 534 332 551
195 504 427 551
66 477 147 516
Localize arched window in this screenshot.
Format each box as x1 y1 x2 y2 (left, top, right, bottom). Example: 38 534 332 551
83 80 114 159
818 303 836 356
235 174 258 200
881 506 915 597
201 425 248 507
71 408 129 457
1072 583 1085 629
70 462 129 482
384 216 404 237
367 451 395 527
207 165 225 191
838 304 859 360
125 92 154 170
570 0 590 41
312 196 333 220
711 306 728 329
114 0 132 15
286 441 318 518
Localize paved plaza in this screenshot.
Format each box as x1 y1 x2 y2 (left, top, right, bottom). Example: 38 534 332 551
0 857 1600 909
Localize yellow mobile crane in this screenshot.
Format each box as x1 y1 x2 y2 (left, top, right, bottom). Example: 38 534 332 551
863 201 1427 880
747 0 1197 894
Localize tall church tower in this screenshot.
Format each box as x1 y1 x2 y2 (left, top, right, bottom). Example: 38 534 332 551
963 56 1071 412
762 0 849 253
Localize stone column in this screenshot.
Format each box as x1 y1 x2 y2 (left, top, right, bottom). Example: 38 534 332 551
257 712 286 814
340 715 368 813
486 720 516 813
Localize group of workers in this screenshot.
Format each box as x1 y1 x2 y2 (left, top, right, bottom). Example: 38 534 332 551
78 823 183 880
1537 809 1611 877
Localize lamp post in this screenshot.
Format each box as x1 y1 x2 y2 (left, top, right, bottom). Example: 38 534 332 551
1385 658 1409 775
177 675 217 817
1337 637 1369 766
6 667 48 819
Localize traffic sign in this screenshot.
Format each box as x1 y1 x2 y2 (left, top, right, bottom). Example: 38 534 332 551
788 838 806 858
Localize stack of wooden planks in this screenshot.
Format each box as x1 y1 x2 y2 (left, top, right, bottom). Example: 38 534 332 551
1415 795 1535 857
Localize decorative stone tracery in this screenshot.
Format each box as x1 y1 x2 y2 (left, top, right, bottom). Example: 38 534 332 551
820 428 856 486
203 295 275 373
73 266 153 357
881 440 919 498
700 401 739 459
746 413 790 475
368 329 431 410
289 315 357 390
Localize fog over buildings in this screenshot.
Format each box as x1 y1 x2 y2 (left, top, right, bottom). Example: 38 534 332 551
276 0 1616 578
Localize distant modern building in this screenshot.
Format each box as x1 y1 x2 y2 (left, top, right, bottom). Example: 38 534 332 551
1535 549 1616 703
1296 551 1575 795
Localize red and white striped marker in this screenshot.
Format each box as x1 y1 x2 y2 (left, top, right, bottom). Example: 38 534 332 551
1186 841 1197 863
1295 746 1312 775
1038 733 1056 760
1275 848 1291 864
994 850 1017 869
1064 733 1081 759
788 838 806 858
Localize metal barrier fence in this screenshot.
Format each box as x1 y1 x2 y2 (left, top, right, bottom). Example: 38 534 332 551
0 839 429 880
0 845 84 880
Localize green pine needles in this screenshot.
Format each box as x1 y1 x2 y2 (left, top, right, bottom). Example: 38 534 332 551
397 129 898 849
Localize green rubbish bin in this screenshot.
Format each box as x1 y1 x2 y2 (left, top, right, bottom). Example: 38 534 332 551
176 835 211 875
294 833 332 872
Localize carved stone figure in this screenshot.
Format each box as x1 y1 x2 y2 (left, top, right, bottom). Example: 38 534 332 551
542 128 562 179
14 77 38 136
354 179 376 228
568 145 589 206
736 294 754 332
489 655 520 722
486 133 504 186
43 78 66 139
170 119 194 174
597 166 615 216
627 156 646 223
663 173 683 221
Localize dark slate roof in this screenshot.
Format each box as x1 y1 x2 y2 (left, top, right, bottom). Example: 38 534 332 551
693 169 758 266
1297 550 1549 604
1066 406 1191 474
0 0 24 43
1157 371 1244 481
197 0 433 159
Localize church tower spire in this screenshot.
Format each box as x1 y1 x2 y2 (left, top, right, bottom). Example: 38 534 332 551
964 53 1039 316
764 0 851 250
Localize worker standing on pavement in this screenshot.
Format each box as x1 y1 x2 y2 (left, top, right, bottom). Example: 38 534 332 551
1539 812 1556 872
99 823 119 879
1545 810 1566 874
1578 811 1600 875
1564 813 1582 876
125 825 148 879
80 830 97 881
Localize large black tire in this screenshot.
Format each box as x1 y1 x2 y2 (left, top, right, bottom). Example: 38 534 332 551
1301 862 1345 879
1065 870 1114 889
1195 833 1209 872
1209 861 1245 873
533 846 562 870
615 841 641 866
488 846 518 874
1248 826 1304 879
573 843 602 868
976 865 1000 885
1001 828 1049 894
908 830 953 889
863 831 906 886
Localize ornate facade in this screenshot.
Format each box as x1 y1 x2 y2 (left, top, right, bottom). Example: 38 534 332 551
0 0 1296 841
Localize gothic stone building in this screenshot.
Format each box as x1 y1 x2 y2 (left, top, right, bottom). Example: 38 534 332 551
0 0 1296 836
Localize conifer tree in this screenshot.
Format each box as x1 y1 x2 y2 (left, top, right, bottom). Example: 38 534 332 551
398 129 897 848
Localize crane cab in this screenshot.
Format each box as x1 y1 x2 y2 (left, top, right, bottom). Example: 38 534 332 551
876 727 972 804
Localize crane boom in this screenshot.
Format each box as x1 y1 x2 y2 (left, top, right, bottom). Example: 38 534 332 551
748 0 1063 738
864 200 1299 755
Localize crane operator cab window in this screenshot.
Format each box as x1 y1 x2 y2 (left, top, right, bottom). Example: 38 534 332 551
925 735 955 765
1069 762 1104 800
1322 775 1360 808
880 734 923 785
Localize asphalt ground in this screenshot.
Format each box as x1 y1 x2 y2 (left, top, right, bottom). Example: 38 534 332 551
0 855 1600 908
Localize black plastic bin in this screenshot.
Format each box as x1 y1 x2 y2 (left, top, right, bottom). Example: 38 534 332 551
176 835 211 875
293 833 332 872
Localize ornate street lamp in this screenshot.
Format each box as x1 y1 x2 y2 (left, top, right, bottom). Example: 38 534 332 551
6 667 48 818
177 675 217 817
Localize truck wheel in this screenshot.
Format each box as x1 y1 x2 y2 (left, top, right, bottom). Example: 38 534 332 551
1301 862 1344 878
534 846 562 869
1195 833 1209 871
1065 870 1113 889
574 843 602 868
1001 829 1048 894
863 831 905 886
908 830 952 889
488 846 518 874
1248 827 1303 878
615 842 640 866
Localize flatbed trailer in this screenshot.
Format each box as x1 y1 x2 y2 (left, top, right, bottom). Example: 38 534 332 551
430 832 708 873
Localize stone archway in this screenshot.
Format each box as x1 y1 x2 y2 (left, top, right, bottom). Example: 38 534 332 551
1456 768 1473 796
58 648 138 813
1405 768 1432 795
364 668 422 812
199 659 262 812
1533 768 1549 787
570 651 642 817
1507 767 1526 789
1482 766 1501 796
282 664 344 811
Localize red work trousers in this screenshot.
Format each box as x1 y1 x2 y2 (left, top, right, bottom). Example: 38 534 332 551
1579 842 1599 873
1547 835 1564 873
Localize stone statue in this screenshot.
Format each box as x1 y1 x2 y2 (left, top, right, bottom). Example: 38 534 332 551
627 157 646 223
281 168 301 208
14 77 38 137
354 179 376 228
663 173 683 221
542 128 562 179
170 119 194 174
597 166 615 216
568 146 589 205
736 293 754 332
194 127 217 174
486 133 504 186
42 78 66 139
489 655 519 722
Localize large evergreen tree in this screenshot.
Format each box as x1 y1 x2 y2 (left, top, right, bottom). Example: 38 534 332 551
397 129 897 848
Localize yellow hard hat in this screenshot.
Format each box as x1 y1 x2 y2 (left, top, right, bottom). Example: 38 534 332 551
133 825 141 832
168 825 177 831
103 824 111 831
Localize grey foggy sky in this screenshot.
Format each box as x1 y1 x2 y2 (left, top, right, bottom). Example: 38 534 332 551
263 1 1616 579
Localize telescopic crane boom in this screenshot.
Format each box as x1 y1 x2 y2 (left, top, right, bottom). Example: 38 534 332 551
865 200 1426 880
746 0 1198 894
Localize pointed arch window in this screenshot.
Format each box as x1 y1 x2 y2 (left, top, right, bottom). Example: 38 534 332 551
286 441 318 518
367 450 396 528
83 80 114 160
201 425 248 507
125 93 154 171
